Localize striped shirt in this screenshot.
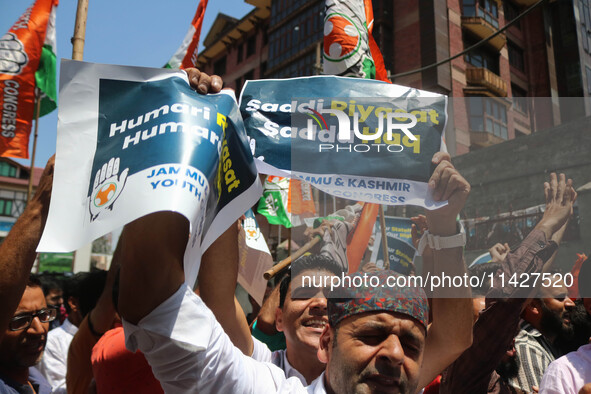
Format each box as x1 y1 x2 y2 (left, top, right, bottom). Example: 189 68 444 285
509 321 559 393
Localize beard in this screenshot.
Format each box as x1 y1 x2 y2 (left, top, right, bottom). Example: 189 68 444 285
496 354 520 381
554 300 591 354
539 303 574 343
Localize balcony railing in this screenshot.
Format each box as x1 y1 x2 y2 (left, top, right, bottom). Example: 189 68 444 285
466 67 508 97
462 0 506 50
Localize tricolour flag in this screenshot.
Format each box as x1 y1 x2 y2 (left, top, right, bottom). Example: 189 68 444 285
0 0 58 159
165 0 208 69
323 0 389 82
257 176 292 228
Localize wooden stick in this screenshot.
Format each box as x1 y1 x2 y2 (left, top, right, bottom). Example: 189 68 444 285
26 93 42 203
379 205 389 269
72 0 89 60
264 235 321 280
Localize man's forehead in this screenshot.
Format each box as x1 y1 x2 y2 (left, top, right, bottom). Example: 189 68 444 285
15 286 46 314
540 282 568 298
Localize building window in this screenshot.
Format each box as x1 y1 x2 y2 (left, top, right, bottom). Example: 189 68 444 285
465 42 500 74
463 0 499 28
0 199 13 216
213 57 226 76
247 35 256 57
504 1 521 28
468 97 508 139
508 41 525 72
0 162 16 178
512 85 528 114
586 66 591 94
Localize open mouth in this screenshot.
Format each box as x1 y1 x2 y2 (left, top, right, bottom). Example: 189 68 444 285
302 319 327 329
365 375 401 391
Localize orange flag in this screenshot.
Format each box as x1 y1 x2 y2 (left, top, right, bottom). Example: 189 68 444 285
0 0 58 158
165 0 209 69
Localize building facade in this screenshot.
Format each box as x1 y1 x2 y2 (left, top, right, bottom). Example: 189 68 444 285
0 157 42 243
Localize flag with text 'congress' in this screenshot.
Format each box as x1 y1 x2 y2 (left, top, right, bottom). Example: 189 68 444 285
0 0 58 158
165 0 208 69
323 0 388 82
38 60 261 287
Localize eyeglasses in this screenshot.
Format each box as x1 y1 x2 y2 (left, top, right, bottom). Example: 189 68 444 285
9 308 57 331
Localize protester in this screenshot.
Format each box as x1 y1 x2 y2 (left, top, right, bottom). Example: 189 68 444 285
38 274 65 330
91 326 163 394
0 157 54 392
539 260 591 394
509 278 576 392
37 271 107 393
65 259 119 394
440 172 577 393
0 275 56 393
0 156 54 340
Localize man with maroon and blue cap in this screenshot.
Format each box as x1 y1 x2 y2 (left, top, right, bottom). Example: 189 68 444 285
318 270 429 393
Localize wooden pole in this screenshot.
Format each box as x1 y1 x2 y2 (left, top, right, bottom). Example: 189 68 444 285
71 0 89 60
264 235 321 280
379 205 389 269
26 93 42 203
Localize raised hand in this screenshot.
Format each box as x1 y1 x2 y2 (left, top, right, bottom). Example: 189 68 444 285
536 173 576 237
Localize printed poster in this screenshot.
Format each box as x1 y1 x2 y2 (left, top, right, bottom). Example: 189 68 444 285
38 60 261 286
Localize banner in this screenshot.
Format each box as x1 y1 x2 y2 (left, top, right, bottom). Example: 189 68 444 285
239 76 448 209
323 0 389 81
0 0 58 158
165 0 208 69
38 60 261 286
369 216 416 274
237 210 273 305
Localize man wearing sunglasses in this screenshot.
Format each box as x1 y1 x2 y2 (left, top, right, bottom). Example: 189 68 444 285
0 274 56 394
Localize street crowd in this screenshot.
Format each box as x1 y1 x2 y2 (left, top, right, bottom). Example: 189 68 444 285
0 69 589 394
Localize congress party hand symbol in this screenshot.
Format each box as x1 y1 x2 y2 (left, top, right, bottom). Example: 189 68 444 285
89 157 129 222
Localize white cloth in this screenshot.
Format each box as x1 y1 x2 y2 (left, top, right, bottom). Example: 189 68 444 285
251 339 307 385
123 285 324 393
37 319 78 394
539 343 591 394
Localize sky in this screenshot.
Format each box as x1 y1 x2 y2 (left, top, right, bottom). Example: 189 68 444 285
0 0 254 169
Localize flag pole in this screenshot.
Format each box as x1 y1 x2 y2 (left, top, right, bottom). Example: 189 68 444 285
26 92 42 203
72 0 89 60
378 205 389 269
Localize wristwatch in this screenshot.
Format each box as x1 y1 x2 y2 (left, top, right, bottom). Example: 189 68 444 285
417 222 466 255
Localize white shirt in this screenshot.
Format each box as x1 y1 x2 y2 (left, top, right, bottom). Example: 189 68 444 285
539 343 591 394
123 284 325 393
37 318 78 394
251 339 308 385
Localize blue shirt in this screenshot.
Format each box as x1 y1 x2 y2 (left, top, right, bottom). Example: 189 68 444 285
0 368 52 394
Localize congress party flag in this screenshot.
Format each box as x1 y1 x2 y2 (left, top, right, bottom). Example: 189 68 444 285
165 0 208 69
258 176 292 228
0 0 58 158
38 60 261 287
323 0 389 82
